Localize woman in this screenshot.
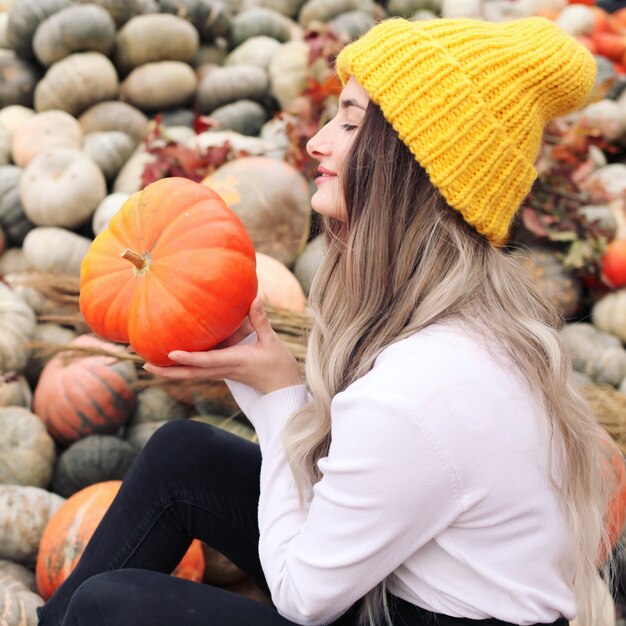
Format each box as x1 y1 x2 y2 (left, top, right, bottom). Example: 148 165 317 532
39 16 621 626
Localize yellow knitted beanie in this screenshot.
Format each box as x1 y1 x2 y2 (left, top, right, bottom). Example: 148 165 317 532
335 17 596 246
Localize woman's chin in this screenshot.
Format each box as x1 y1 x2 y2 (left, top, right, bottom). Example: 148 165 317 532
311 188 345 221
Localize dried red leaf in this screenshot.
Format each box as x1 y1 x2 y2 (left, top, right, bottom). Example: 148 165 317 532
521 206 551 238
193 115 215 134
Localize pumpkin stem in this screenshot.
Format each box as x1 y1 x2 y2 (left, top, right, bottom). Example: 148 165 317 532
121 249 150 275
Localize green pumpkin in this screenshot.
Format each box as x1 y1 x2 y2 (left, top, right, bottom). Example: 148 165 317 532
159 0 232 41
197 64 269 113
0 166 35 245
0 57 41 108
208 100 266 136
33 4 117 67
230 7 295 47
6 0 71 58
52 435 137 497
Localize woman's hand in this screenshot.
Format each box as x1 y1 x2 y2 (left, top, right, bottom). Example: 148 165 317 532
143 298 303 395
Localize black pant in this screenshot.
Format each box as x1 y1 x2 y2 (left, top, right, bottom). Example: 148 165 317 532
37 419 569 626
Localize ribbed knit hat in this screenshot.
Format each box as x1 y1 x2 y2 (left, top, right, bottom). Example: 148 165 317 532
335 17 596 246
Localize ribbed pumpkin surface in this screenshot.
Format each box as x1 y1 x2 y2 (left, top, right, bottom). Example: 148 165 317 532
79 176 258 366
33 334 136 445
35 480 205 599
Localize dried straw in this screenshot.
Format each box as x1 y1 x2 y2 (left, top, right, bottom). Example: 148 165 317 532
18 271 311 366
17 272 626 451
581 384 626 456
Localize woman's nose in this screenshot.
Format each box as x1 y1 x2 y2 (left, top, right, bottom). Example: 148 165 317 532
306 126 331 159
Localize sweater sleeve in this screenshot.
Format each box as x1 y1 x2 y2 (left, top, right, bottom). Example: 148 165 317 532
223 332 311 415
222 332 264 414
244 387 464 626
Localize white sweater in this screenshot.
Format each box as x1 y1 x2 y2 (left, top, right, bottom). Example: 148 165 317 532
225 321 576 626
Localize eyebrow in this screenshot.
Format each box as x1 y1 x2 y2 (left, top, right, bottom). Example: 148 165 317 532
340 98 367 111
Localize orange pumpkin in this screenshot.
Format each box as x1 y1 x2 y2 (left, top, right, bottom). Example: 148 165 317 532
615 7 626 28
172 539 205 582
33 334 137 445
592 32 626 62
600 199 626 289
79 177 257 366
601 239 626 288
35 480 205 600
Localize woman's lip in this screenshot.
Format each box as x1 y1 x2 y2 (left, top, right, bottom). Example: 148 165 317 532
318 167 336 176
315 174 335 186
315 167 336 186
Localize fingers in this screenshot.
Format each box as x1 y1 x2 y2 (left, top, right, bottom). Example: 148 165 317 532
168 348 241 371
143 346 244 381
143 363 216 380
248 297 273 342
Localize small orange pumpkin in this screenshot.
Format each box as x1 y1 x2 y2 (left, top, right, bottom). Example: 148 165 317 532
79 177 257 366
33 334 136 445
35 480 205 600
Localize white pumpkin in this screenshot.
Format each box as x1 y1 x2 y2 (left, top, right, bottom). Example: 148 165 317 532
22 227 92 275
0 104 35 139
268 40 308 110
0 247 32 274
225 36 282 71
578 100 626 143
0 562 44 626
114 13 199 74
112 146 155 194
592 289 626 343
92 192 131 235
0 373 32 408
555 4 595 36
0 561 37 592
120 61 198 111
20 147 106 228
256 251 307 311
0 282 36 373
583 164 626 201
0 12 8 48
441 0 482 17
187 129 284 160
11 109 82 168
0 406 56 488
0 485 64 564
0 124 9 165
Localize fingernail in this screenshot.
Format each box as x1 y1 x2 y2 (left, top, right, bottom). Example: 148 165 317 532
254 299 263 313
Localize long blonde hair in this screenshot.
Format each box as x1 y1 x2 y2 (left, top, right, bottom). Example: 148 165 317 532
282 102 621 625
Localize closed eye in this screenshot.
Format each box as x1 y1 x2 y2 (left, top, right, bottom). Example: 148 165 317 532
340 124 357 132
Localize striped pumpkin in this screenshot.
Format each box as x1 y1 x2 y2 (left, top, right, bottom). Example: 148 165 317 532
35 480 206 600
33 334 136 445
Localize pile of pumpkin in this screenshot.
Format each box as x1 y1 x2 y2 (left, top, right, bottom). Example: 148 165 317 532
2 0 626 624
